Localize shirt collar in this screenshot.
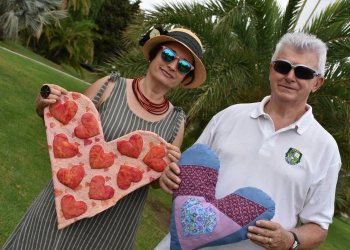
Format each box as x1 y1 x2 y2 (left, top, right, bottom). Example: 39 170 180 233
250 96 314 134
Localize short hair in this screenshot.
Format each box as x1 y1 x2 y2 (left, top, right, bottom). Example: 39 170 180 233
271 32 328 75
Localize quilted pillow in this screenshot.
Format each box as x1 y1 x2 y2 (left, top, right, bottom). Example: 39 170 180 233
170 144 275 250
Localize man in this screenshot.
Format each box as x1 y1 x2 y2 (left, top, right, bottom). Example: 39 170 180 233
157 32 341 249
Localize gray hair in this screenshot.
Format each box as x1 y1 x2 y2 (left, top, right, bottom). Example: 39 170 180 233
271 32 328 75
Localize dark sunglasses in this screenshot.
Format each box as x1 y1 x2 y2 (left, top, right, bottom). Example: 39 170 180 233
161 47 194 75
273 59 321 80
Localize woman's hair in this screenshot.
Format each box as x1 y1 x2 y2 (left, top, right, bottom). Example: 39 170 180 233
271 32 328 75
148 42 195 85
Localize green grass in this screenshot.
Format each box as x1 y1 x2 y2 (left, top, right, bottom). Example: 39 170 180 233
0 45 87 246
1 43 349 250
317 216 350 250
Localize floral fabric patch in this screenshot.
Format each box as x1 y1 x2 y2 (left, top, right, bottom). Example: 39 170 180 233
181 197 217 236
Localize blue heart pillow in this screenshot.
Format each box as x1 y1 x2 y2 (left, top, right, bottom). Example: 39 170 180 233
170 144 275 250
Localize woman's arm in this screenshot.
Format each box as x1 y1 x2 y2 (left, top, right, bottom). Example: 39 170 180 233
153 119 184 191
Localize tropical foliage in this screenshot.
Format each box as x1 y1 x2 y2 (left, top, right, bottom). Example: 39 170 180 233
102 0 350 214
31 17 100 73
93 0 140 64
0 0 67 40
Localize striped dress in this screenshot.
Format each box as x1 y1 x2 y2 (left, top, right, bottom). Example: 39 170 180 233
3 76 185 250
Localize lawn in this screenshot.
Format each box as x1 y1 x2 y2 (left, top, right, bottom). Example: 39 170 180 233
0 43 349 250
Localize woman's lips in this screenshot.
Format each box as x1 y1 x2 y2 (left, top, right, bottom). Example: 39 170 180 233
160 67 174 79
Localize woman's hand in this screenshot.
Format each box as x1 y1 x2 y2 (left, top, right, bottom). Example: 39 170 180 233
159 144 182 194
166 143 181 163
159 162 181 195
35 84 68 117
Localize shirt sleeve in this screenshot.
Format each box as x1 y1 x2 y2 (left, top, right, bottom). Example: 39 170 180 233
299 161 341 229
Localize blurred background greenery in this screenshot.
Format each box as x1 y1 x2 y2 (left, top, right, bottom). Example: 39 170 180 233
1 0 349 249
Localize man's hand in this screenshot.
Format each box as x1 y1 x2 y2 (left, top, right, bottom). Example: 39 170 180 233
247 220 293 249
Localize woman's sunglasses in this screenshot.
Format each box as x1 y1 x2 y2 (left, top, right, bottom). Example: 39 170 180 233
161 47 194 75
273 59 321 80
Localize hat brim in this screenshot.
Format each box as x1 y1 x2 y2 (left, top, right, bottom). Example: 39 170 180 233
143 35 206 89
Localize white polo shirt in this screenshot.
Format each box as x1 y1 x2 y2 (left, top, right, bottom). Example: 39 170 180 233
155 96 341 250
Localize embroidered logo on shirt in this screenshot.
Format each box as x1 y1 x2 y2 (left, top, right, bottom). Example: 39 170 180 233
285 148 302 165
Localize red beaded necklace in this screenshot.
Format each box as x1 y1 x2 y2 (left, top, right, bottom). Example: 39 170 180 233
132 77 169 115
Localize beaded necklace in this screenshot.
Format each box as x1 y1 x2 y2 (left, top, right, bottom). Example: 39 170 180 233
132 77 169 115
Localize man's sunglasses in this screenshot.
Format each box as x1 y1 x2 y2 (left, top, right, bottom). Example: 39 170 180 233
272 59 321 80
161 47 194 75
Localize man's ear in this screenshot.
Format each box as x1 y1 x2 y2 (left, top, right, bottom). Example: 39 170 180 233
311 76 324 93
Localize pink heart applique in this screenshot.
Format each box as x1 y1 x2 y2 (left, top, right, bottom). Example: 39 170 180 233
53 134 79 158
117 134 143 158
117 164 143 190
61 194 87 219
88 176 115 200
74 113 100 139
57 164 85 189
49 99 78 125
44 92 170 229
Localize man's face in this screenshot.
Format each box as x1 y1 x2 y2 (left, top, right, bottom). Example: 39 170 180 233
269 45 324 105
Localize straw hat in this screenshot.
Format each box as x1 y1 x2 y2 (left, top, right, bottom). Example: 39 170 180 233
141 27 206 89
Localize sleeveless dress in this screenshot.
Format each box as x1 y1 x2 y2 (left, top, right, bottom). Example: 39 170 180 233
3 76 185 250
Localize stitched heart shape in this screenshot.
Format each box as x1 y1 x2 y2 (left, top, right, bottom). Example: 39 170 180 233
143 143 168 172
170 144 275 250
180 198 216 236
117 164 143 190
61 194 88 219
53 133 79 158
117 134 143 158
49 99 78 125
44 92 169 229
89 145 115 169
88 176 115 200
57 164 85 189
74 113 100 139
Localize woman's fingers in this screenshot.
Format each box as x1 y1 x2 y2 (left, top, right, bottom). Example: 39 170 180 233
166 144 181 162
159 163 181 194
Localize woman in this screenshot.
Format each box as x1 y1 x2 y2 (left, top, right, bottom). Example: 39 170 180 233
3 27 206 250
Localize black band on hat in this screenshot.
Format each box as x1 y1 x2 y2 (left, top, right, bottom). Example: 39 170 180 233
167 31 202 58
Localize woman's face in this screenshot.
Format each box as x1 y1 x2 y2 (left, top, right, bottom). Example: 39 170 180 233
148 42 194 89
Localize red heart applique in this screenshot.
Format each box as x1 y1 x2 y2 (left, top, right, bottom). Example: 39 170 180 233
44 92 170 229
74 113 100 139
61 194 87 219
57 164 85 189
88 176 115 200
143 143 168 172
117 164 143 189
117 134 143 158
49 100 78 125
89 145 115 169
53 133 79 158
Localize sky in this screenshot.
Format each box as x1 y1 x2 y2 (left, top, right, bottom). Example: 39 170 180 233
139 0 337 30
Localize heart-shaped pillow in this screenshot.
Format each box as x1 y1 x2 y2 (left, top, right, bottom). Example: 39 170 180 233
43 92 170 229
170 144 275 250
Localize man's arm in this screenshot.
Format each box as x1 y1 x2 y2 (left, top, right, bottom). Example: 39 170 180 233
247 220 327 249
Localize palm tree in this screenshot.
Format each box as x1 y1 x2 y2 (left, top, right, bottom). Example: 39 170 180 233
34 17 100 74
0 0 67 41
103 0 350 214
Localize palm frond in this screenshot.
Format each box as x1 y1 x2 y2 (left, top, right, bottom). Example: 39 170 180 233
280 0 304 34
